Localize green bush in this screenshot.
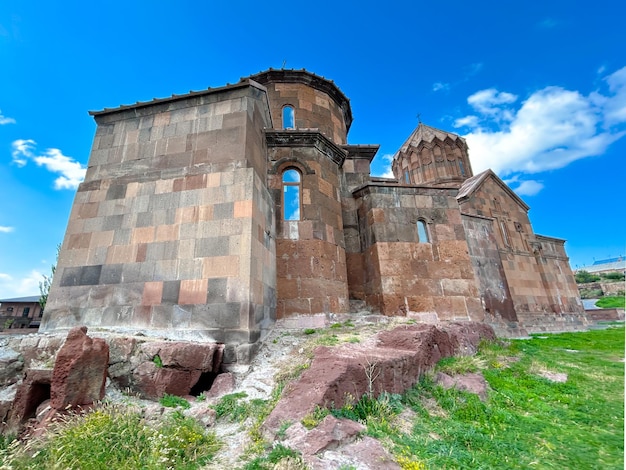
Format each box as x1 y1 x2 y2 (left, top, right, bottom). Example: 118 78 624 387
575 270 600 284
602 272 621 281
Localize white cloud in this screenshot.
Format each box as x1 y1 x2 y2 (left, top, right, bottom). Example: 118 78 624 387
467 88 518 116
373 153 396 179
506 178 544 196
0 226 14 233
0 270 43 298
458 66 626 179
0 109 16 125
11 139 35 167
453 115 479 128
10 140 86 189
433 82 450 92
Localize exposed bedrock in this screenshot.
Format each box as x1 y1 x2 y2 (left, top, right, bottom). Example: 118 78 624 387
263 322 495 437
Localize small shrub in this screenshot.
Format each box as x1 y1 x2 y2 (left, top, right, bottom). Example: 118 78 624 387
243 444 304 469
152 354 163 368
159 393 190 409
211 392 250 422
332 392 402 424
276 421 292 440
301 406 330 429
303 328 316 335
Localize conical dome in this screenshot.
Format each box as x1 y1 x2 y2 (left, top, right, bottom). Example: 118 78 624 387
392 123 473 187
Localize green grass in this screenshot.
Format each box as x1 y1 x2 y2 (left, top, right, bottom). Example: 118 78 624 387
376 326 625 469
0 405 220 469
596 295 625 309
159 393 191 409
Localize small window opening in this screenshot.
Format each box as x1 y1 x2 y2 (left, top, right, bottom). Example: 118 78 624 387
283 106 295 129
417 220 429 243
282 169 301 221
404 170 411 184
22 307 30 317
500 220 511 247
459 160 466 176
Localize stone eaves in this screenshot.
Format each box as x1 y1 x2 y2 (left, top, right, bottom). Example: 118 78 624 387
342 144 380 162
265 129 348 167
89 79 266 117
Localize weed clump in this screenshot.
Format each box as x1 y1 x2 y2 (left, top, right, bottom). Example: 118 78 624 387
0 404 220 469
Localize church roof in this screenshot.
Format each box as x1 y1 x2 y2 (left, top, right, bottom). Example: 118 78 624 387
457 169 530 211
398 123 466 154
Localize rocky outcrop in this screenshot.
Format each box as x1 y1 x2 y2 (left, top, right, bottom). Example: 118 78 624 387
281 415 399 469
51 326 109 409
264 322 495 436
435 371 489 401
130 342 223 399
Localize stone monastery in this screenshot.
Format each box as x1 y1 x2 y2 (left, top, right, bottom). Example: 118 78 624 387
41 69 587 361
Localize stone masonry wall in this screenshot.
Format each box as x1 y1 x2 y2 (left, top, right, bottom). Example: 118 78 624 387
268 138 349 318
459 175 585 329
354 184 483 321
259 81 348 144
42 83 276 347
462 214 517 322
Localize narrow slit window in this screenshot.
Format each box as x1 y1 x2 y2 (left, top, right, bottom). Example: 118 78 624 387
283 106 295 129
417 220 429 243
500 220 511 247
458 160 466 176
282 169 301 221
404 170 411 184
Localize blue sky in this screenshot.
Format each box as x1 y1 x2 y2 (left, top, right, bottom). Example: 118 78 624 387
1 0 624 298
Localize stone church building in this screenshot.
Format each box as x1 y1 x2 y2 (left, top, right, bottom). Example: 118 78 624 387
41 69 586 359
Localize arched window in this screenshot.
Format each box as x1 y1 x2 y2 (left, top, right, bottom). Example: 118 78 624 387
416 219 429 243
282 106 295 129
282 169 301 221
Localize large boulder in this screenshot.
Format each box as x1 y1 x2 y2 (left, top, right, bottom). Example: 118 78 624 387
50 326 109 409
264 322 495 436
131 341 224 399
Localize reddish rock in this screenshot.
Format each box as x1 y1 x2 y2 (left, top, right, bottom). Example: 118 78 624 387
206 372 235 399
284 415 365 457
186 406 217 427
435 372 489 401
141 342 223 371
7 368 52 431
50 326 109 410
133 362 201 399
335 436 400 470
264 322 495 436
130 341 224 399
